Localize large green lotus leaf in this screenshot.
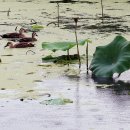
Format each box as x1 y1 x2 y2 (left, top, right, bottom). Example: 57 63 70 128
90 35 130 78
42 39 90 52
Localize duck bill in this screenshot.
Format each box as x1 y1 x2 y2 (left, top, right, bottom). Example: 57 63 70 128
4 44 8 48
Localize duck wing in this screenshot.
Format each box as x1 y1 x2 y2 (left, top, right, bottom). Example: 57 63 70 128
2 33 20 38
15 42 35 48
19 37 37 42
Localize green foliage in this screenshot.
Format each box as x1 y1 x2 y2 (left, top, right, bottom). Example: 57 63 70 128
40 98 73 105
31 24 44 31
90 35 130 78
42 39 91 52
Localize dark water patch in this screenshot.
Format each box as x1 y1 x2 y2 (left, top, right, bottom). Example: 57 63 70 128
50 0 98 4
17 0 34 3
92 76 114 85
77 1 98 4
106 8 123 11
126 1 130 3
1 54 13 56
66 8 72 11
50 0 78 3
82 23 129 33
81 15 129 33
125 15 130 17
61 24 80 29
59 14 128 32
94 77 130 95
0 23 13 26
109 82 130 95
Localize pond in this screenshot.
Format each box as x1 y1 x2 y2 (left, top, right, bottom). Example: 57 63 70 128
0 0 130 130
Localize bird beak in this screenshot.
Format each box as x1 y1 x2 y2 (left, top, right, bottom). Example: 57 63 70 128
4 44 8 48
24 29 28 33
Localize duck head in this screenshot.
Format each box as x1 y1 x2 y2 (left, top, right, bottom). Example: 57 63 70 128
19 28 27 34
4 42 13 48
15 26 27 34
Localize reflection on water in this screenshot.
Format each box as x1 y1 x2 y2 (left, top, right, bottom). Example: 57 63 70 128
33 69 130 129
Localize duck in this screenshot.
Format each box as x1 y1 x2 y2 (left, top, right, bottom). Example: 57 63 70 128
4 41 35 48
18 32 38 42
1 28 27 39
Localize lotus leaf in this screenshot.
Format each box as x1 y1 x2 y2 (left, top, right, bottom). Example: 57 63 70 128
22 24 44 32
90 35 130 78
31 24 44 31
42 39 91 52
40 98 73 105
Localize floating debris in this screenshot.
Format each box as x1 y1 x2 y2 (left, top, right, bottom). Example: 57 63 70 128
20 98 24 101
40 98 73 105
33 80 43 82
1 88 5 90
26 72 35 75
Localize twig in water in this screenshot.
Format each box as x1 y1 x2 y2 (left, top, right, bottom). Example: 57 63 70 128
26 50 36 55
46 22 57 27
57 2 60 27
7 8 11 16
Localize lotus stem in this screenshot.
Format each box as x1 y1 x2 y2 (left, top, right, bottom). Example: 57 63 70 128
74 17 81 68
57 3 60 27
86 41 89 75
67 50 71 60
7 8 11 17
101 0 104 23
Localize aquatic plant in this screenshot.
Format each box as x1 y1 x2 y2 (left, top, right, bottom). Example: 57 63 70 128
42 39 91 67
57 3 60 27
74 17 81 68
101 0 104 22
86 39 92 74
42 39 90 52
40 98 73 105
7 8 11 16
90 35 130 78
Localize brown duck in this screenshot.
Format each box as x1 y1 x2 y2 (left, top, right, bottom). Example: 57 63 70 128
4 41 35 48
1 28 26 38
19 32 37 42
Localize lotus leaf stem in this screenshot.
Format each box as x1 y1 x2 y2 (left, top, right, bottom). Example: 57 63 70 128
74 17 81 68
